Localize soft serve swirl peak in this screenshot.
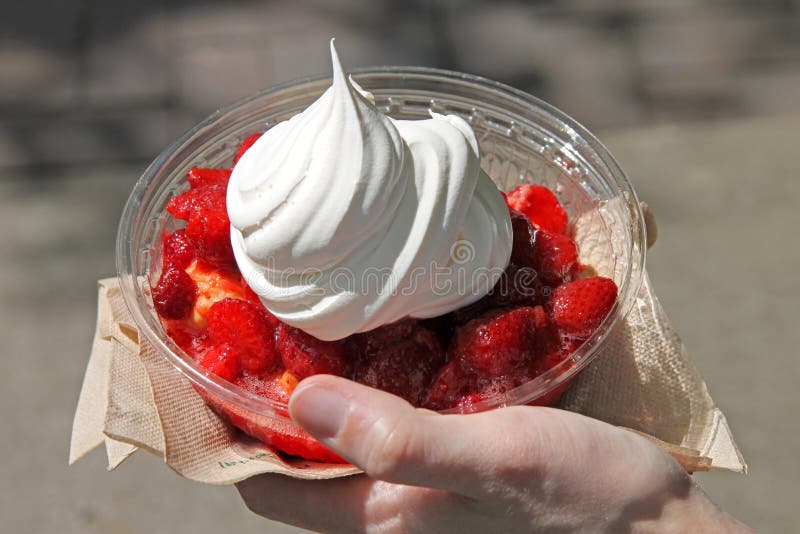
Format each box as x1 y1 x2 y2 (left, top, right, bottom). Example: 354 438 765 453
228 41 512 340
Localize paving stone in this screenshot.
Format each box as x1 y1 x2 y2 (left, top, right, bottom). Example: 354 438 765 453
0 0 84 109
0 45 81 109
736 66 800 116
0 108 187 168
175 40 273 111
549 0 705 15
0 127 25 169
0 0 84 50
445 3 644 128
641 63 740 123
634 13 793 70
641 60 800 124
85 10 173 106
173 1 436 111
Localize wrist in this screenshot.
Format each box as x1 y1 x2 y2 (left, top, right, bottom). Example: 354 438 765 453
629 476 752 533
601 434 751 533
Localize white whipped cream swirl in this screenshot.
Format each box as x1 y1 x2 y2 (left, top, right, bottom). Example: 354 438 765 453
228 41 512 340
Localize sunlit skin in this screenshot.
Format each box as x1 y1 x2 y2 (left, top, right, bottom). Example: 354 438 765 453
237 376 752 533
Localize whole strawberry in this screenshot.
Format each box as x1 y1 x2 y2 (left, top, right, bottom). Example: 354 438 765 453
277 324 353 380
533 229 579 286
186 167 232 189
354 328 444 406
200 343 243 382
549 276 617 338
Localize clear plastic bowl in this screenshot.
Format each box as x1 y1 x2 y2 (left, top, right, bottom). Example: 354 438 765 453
117 67 646 461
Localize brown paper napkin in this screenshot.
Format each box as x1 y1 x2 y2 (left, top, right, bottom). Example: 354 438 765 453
69 204 745 481
70 279 361 483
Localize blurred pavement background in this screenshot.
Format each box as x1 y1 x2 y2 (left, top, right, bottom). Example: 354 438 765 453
1 1 799 532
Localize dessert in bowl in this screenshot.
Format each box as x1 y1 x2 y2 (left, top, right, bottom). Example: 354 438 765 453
117 45 646 463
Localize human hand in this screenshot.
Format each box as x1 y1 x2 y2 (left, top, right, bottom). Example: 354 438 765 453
237 375 750 533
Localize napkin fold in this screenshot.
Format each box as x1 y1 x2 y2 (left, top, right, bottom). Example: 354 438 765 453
70 279 361 483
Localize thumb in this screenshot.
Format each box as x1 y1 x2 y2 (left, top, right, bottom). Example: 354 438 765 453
288 374 547 496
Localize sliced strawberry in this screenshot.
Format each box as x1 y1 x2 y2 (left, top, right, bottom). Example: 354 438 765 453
186 205 235 266
277 370 300 395
219 372 345 462
489 262 545 308
528 380 573 407
506 184 568 234
454 392 485 413
418 314 456 348
478 373 527 397
200 343 243 382
525 334 581 406
509 208 538 268
549 276 617 338
451 306 548 377
449 264 541 328
206 298 280 374
466 372 529 408
533 229 579 286
234 133 263 165
239 275 264 305
187 167 232 189
162 318 202 357
530 335 580 377
354 328 444 406
169 182 233 267
152 268 197 319
162 229 196 270
236 373 291 407
277 324 353 380
350 318 419 359
423 359 474 411
185 259 249 326
166 183 226 221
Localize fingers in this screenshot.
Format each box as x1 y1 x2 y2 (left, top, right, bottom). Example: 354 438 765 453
288 375 552 497
237 474 373 533
236 473 467 533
